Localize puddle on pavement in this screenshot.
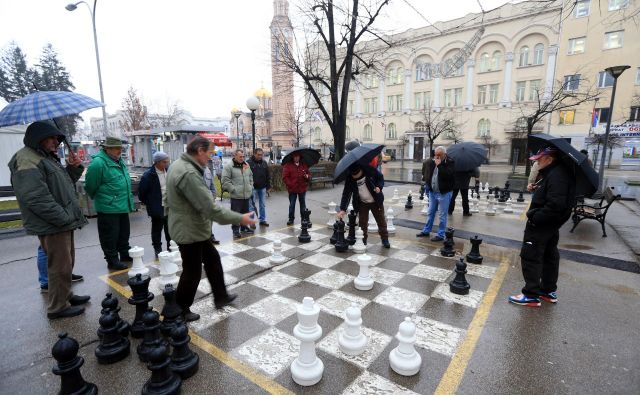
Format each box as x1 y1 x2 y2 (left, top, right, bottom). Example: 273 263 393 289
560 244 593 250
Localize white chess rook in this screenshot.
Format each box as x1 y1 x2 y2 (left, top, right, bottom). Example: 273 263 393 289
354 253 374 291
386 208 396 234
270 240 288 264
327 202 337 227
352 229 366 254
291 297 324 386
367 215 378 233
338 304 367 356
389 317 422 376
157 251 179 288
127 246 149 278
169 240 182 270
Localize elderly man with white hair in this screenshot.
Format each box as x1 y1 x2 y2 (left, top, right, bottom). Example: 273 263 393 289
417 146 456 241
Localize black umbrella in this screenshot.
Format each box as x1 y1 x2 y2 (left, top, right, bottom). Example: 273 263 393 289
281 147 321 167
446 142 487 172
528 133 598 197
333 144 385 184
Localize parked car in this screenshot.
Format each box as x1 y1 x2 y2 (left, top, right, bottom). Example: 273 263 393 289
381 152 392 163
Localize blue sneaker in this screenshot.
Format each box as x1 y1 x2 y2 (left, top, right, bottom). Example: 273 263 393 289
540 291 558 303
508 294 541 307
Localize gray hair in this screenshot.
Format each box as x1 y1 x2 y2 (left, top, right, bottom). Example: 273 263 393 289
435 146 447 154
186 136 210 155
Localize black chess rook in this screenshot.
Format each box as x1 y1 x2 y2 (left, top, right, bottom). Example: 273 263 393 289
95 311 131 364
466 236 484 264
100 292 130 338
161 284 183 337
142 344 182 395
137 308 168 363
450 258 471 295
440 228 456 257
128 274 155 339
170 321 200 379
52 333 98 395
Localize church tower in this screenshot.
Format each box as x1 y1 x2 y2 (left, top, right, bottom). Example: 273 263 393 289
270 0 295 147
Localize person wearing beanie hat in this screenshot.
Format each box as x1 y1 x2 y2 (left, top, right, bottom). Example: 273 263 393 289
8 121 90 319
139 150 171 258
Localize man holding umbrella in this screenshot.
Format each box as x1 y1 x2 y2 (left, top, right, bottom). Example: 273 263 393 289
283 148 320 226
445 141 486 217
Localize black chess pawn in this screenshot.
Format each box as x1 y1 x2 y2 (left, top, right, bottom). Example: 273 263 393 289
138 308 168 363
493 188 500 200
334 218 349 252
450 257 470 295
504 180 511 191
329 220 339 245
347 210 357 246
517 190 525 203
52 333 98 395
498 189 507 203
161 284 183 338
405 193 413 209
95 311 131 364
142 344 182 395
169 321 200 379
100 292 130 338
419 184 425 200
465 236 484 264
298 209 312 243
128 274 155 339
440 227 456 257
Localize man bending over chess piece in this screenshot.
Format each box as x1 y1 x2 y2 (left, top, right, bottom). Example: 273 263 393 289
166 137 255 321
338 165 390 248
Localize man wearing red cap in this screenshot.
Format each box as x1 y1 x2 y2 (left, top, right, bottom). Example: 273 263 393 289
509 147 576 307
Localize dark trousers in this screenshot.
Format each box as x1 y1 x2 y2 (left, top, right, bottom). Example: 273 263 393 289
38 231 74 314
449 189 470 214
519 223 560 297
359 202 389 243
176 239 228 310
150 216 170 252
97 212 131 262
230 198 250 234
288 192 306 221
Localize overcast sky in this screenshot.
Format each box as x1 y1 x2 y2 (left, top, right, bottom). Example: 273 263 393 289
0 0 509 124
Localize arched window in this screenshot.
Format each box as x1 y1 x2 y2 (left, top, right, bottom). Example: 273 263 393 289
387 68 396 85
396 67 404 84
477 119 491 137
444 57 463 77
519 46 529 67
416 62 432 81
491 51 502 70
345 126 350 140
363 124 372 140
479 53 490 72
533 44 544 65
387 123 397 139
415 122 426 132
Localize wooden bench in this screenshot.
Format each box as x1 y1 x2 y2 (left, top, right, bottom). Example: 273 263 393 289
309 166 334 189
570 187 620 237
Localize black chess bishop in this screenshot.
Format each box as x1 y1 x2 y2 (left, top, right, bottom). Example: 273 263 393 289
52 333 98 395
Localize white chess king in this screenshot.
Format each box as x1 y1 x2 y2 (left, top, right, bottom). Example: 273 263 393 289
291 297 324 386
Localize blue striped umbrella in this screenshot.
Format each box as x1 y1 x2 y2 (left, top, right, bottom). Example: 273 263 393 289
0 91 103 127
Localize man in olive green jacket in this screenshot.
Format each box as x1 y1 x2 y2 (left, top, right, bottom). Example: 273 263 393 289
222 149 254 238
84 137 135 270
8 121 90 319
166 137 255 321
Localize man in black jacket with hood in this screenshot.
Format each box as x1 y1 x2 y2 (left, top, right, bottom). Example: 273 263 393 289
509 147 575 307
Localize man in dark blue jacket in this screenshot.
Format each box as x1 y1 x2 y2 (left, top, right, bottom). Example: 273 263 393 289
338 165 390 248
138 151 171 258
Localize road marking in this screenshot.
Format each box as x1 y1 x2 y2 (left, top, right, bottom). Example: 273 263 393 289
434 255 510 395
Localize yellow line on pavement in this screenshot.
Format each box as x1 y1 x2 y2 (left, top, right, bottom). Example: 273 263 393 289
434 256 510 395
519 202 530 221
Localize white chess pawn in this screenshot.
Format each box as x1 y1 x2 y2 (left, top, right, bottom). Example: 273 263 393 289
169 240 182 270
291 297 324 386
327 202 337 227
338 304 367 356
486 199 496 216
270 240 288 264
354 253 374 290
470 197 479 213
421 202 428 214
127 246 149 277
392 188 399 202
386 208 396 234
389 317 422 376
503 199 513 213
352 229 366 254
367 215 378 233
157 251 179 288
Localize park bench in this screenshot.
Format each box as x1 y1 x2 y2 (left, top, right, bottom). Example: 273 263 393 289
569 186 620 237
309 166 334 190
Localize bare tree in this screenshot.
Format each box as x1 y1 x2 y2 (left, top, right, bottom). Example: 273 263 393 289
479 135 500 164
410 103 462 156
119 86 149 135
151 98 187 128
283 103 306 148
586 133 624 168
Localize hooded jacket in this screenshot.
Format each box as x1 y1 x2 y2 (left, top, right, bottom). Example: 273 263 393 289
84 149 135 214
339 167 385 212
282 161 310 194
221 158 253 199
526 161 576 228
8 121 87 236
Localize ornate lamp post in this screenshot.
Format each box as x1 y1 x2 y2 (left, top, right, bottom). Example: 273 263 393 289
246 96 260 152
233 110 241 150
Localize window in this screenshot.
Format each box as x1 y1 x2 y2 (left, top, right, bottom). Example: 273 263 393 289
597 71 615 88
387 95 402 112
636 67 640 85
477 119 491 137
444 89 453 107
479 52 490 72
515 81 526 102
568 37 586 54
387 68 398 85
444 57 463 77
575 0 590 17
533 44 544 65
415 92 423 110
348 100 354 115
345 126 351 140
364 98 371 113
563 74 580 91
387 123 397 139
454 88 462 106
604 31 624 49
363 124 372 141
364 74 372 88
519 46 529 67
372 98 378 113
396 67 404 84
314 127 321 141
529 80 542 100
488 84 499 103
415 122 426 132
596 108 610 124
559 110 575 125
424 91 432 108
609 0 629 11
629 107 640 122
445 88 462 107
477 85 487 104
491 51 502 70
372 76 379 88
416 63 432 81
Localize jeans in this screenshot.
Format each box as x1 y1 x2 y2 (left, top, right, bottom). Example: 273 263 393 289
176 239 228 310
37 245 48 287
151 216 171 252
520 223 560 297
97 212 131 262
248 188 267 222
288 192 306 221
421 190 452 237
230 198 250 234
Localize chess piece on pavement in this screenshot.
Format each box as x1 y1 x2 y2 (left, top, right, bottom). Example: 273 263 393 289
170 321 200 379
169 240 182 270
405 193 413 209
95 311 131 364
270 240 288 264
386 208 396 234
392 188 399 202
128 274 155 339
52 332 98 395
137 308 168 363
327 202 337 227
142 344 182 395
450 258 471 295
440 227 456 257
128 246 149 278
338 304 367 356
367 215 378 233
298 209 312 243
347 210 357 245
352 229 366 254
389 318 421 376
354 253 374 290
330 220 339 245
161 284 183 337
100 292 130 337
465 236 483 264
291 297 324 386
503 199 513 213
158 251 179 289
485 199 496 216
517 190 525 203
335 219 349 253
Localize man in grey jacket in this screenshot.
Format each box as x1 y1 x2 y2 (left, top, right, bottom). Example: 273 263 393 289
222 149 254 238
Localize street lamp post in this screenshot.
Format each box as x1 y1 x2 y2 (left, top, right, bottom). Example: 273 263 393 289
246 97 260 152
597 65 630 194
66 0 108 138
233 111 241 151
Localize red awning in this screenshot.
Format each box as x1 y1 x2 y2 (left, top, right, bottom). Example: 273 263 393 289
198 132 232 147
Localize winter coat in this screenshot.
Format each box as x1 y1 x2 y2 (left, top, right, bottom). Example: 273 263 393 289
339 168 385 212
453 170 473 190
282 162 310 194
221 159 253 199
526 161 576 229
84 150 134 214
138 165 164 217
421 156 456 193
8 132 87 236
203 166 217 199
166 153 243 244
247 156 270 189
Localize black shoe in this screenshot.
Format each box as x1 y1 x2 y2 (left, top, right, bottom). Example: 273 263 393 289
250 224 256 230
40 284 48 293
287 220 294 226
211 237 220 245
430 236 444 242
107 259 128 271
69 295 91 306
382 239 391 248
47 306 84 319
120 255 133 263
71 274 84 282
463 212 473 217
154 250 161 260
241 228 254 234
233 232 242 239
259 221 269 227
215 294 237 309
416 232 429 238
182 309 200 322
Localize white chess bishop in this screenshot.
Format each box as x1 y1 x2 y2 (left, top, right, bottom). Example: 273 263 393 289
270 240 288 264
338 304 367 356
157 251 179 288
291 297 324 386
352 229 366 254
127 246 149 277
389 317 422 376
354 253 374 291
